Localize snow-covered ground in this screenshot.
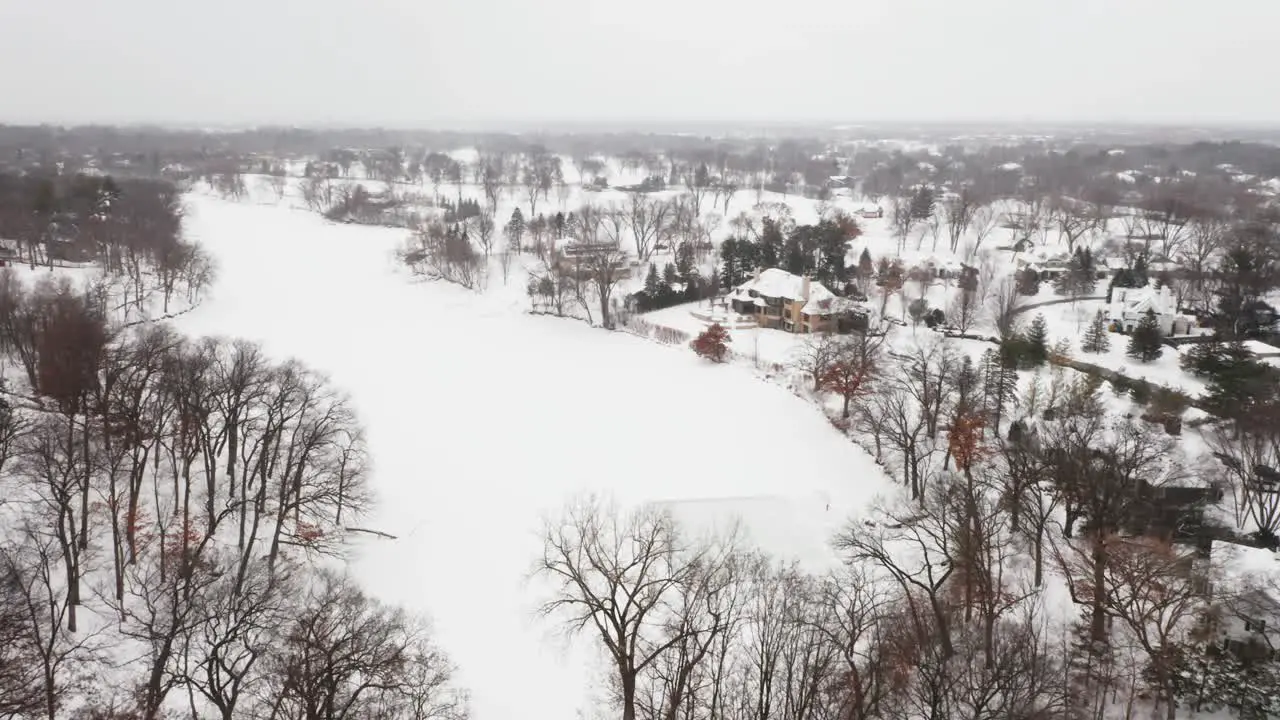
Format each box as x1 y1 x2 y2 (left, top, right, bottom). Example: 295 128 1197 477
174 193 891 720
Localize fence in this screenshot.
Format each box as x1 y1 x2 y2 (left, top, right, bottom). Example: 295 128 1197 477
623 316 691 346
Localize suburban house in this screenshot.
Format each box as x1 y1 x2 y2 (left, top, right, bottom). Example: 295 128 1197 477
1210 541 1280 661
920 255 970 280
728 268 866 334
1109 285 1193 335
549 237 633 280
857 206 883 219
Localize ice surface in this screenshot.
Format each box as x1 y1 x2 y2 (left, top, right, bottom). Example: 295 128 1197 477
175 194 889 720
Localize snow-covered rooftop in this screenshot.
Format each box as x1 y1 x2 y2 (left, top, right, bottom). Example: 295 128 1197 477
729 268 863 317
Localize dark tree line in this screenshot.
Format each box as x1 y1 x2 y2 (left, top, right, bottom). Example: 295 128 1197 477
0 171 213 314
720 214 862 292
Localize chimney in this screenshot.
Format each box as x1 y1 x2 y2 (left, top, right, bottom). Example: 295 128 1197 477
802 275 811 301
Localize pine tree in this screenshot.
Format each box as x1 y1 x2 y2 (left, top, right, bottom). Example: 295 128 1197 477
1017 267 1041 296
909 185 935 220
643 263 662 297
662 262 678 287
720 237 741 288
1025 314 1049 366
858 248 874 281
505 207 525 251
981 348 1018 433
759 218 784 268
1081 311 1111 353
1127 309 1164 362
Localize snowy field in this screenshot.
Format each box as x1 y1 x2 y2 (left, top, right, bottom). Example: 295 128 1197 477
174 193 891 720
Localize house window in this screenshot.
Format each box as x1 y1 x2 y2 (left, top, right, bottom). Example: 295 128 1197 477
1245 618 1266 633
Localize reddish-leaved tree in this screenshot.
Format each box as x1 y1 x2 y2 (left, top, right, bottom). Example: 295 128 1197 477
948 411 989 475
820 333 883 418
691 323 731 363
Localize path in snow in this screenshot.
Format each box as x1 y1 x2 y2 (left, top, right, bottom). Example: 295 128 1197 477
176 195 889 720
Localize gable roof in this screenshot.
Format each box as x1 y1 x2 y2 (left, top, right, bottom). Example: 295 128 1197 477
729 269 866 317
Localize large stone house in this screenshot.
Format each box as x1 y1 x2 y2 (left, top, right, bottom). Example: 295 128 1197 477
727 268 866 334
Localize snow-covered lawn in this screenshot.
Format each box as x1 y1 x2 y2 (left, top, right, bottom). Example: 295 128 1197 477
174 194 891 720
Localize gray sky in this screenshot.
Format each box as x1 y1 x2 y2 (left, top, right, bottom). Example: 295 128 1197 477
1 0 1276 128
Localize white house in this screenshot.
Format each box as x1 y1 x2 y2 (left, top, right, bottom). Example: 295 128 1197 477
1109 285 1191 335
1212 541 1280 661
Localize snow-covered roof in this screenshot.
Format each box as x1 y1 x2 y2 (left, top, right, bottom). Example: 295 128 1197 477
734 268 821 302
801 295 863 316
730 269 860 316
1214 541 1280 608
1240 339 1280 355
1111 285 1176 318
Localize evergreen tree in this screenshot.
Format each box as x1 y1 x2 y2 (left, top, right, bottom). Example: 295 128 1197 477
857 248 874 283
1081 311 1111 353
783 237 807 276
982 348 1019 433
815 220 850 288
759 218 784 268
1057 250 1097 297
505 207 526 251
720 237 742 288
684 270 702 301
1126 309 1164 362
1017 267 1041 296
675 243 695 282
662 262 678 287
1025 314 1049 366
643 263 662 297
909 185 935 220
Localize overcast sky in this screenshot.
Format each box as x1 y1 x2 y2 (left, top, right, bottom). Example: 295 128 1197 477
1 0 1276 128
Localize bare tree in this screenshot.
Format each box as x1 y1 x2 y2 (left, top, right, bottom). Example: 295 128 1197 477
944 190 981 253
987 276 1022 341
265 173 287 202
523 167 541 217
1178 215 1225 313
401 223 486 290
889 196 915 254
18 414 90 633
537 497 713 720
1053 201 1098 253
967 205 999 261
835 487 959 658
263 568 465 720
808 564 890 720
581 247 630 329
472 214 496 260
791 332 843 392
481 161 503 214
628 193 671 262
1099 536 1208 720
1208 424 1280 540
0 525 103 720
